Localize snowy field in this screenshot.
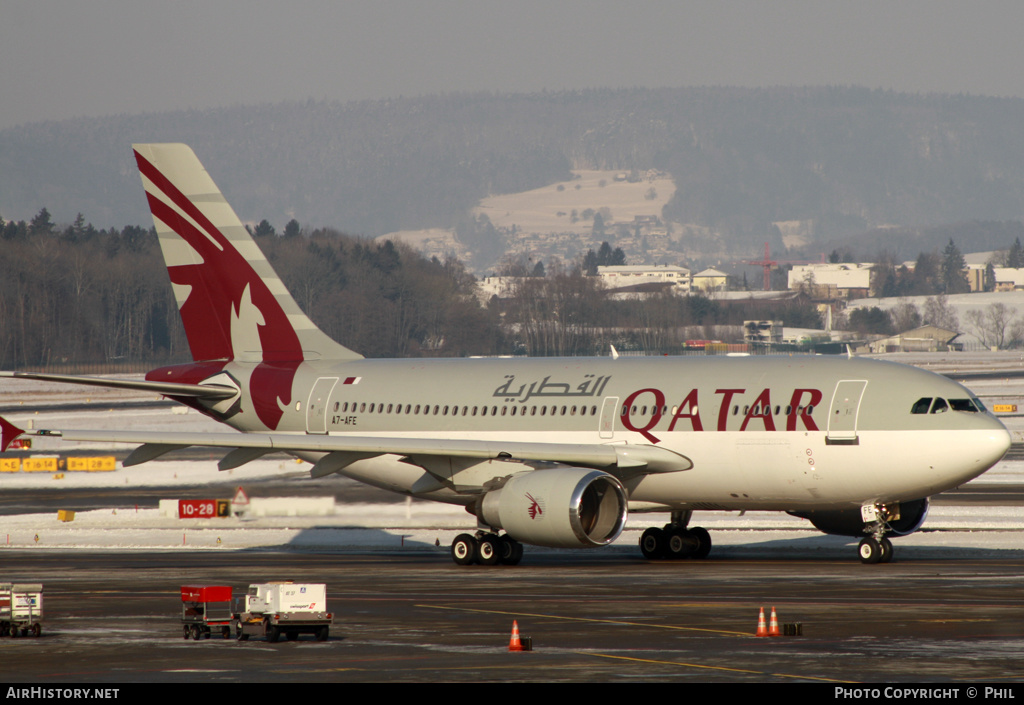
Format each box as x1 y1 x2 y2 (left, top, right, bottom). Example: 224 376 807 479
849 290 1024 347
1 360 1023 557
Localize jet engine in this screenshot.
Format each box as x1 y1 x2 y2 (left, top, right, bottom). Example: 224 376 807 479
476 467 628 548
790 498 930 537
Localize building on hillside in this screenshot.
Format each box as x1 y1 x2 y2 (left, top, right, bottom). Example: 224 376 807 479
787 263 872 299
692 268 729 292
994 268 1024 291
866 325 961 353
596 265 691 294
476 276 542 302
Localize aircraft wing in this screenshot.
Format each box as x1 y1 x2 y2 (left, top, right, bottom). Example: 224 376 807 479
0 371 238 400
0 418 691 486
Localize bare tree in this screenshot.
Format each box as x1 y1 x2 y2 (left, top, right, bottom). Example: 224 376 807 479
889 299 921 333
966 303 1024 349
923 295 959 332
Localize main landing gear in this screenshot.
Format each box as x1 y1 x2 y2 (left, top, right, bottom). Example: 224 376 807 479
450 532 524 566
858 503 896 564
639 511 712 560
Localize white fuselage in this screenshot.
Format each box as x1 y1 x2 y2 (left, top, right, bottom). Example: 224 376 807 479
208 355 1011 513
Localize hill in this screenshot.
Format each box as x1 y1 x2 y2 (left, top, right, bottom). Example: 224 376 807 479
6 87 1024 266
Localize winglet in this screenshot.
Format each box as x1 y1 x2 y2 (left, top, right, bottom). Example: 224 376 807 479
0 416 25 452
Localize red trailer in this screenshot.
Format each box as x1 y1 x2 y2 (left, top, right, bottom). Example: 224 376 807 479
180 585 233 640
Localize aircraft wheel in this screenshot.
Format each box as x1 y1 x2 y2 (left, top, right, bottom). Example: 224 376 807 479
858 537 882 564
498 536 524 566
879 537 894 564
451 533 478 566
476 535 500 566
665 527 696 559
690 527 712 559
640 527 666 559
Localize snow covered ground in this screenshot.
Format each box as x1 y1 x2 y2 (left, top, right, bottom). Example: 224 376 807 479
0 456 1020 556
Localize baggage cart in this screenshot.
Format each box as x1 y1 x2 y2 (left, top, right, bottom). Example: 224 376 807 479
180 585 233 640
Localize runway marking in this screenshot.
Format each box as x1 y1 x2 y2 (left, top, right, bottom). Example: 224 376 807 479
582 652 854 683
920 618 994 623
418 603 749 636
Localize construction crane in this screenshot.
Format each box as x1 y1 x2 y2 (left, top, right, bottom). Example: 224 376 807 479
743 242 826 291
745 242 777 291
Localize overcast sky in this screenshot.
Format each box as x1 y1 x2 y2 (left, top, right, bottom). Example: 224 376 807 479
3 0 1024 131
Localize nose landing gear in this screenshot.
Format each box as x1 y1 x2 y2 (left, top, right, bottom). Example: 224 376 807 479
858 504 897 564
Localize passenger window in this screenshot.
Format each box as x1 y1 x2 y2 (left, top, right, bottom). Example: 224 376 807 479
911 398 932 414
930 398 948 414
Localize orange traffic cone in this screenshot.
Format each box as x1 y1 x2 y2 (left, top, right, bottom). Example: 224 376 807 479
769 606 781 637
508 620 524 651
756 607 768 637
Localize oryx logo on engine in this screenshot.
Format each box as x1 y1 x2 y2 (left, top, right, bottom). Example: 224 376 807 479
526 492 544 520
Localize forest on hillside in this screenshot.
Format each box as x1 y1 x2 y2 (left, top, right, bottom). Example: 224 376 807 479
0 211 823 369
6 87 1024 267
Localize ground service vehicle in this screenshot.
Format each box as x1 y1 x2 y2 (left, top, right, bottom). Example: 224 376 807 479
180 584 233 640
0 583 43 638
233 582 331 642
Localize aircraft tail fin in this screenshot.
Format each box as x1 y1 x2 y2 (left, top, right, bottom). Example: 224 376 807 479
132 143 361 364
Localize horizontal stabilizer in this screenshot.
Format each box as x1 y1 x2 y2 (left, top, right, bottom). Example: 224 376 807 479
0 371 238 400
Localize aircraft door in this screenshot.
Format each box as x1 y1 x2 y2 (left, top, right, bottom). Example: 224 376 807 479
827 379 867 443
306 377 339 434
599 397 619 439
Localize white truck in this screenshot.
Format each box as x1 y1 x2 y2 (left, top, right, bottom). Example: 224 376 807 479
232 582 332 642
0 583 43 638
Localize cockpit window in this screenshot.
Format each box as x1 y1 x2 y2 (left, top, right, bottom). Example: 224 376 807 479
913 396 983 414
911 397 932 414
949 398 980 412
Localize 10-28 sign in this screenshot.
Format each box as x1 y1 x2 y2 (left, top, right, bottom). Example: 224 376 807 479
178 499 223 519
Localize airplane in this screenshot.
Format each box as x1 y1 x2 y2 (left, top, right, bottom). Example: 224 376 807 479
0 143 1012 566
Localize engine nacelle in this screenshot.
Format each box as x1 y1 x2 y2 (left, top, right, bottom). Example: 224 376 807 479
476 468 628 548
791 498 930 537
